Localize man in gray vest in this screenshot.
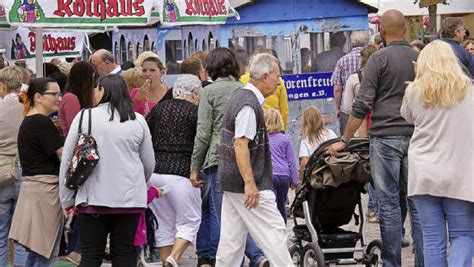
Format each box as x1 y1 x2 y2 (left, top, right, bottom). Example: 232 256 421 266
215 53 292 266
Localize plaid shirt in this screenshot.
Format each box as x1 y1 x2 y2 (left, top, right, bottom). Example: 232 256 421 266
331 47 363 87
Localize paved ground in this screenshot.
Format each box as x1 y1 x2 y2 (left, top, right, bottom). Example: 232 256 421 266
52 190 420 266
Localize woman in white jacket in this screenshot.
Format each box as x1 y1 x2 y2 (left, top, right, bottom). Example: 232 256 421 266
401 40 474 267
59 74 155 266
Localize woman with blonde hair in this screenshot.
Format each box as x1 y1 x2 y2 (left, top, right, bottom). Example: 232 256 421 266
401 40 474 267
298 106 337 178
263 108 298 223
122 67 144 93
135 51 159 67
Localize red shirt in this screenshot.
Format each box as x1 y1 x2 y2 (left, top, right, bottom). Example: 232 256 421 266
59 92 81 137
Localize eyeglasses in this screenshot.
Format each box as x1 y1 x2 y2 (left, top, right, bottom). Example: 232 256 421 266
456 28 466 33
42 92 63 98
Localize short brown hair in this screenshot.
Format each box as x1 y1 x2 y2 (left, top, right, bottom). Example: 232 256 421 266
440 17 464 39
191 51 208 69
206 47 241 81
180 57 203 77
142 56 165 70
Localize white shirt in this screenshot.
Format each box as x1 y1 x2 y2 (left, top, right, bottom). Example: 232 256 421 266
341 73 361 115
234 83 265 140
110 65 122 74
299 128 337 157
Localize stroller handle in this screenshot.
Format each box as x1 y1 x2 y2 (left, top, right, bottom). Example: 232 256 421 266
321 140 370 158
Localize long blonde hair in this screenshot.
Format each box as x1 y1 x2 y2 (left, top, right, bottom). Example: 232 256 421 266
411 40 471 108
264 108 283 133
301 106 326 145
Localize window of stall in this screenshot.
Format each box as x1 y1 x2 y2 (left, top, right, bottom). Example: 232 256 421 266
144 35 150 51
120 35 126 65
302 31 352 73
165 40 183 74
136 42 142 58
114 42 119 63
127 42 133 61
187 32 194 57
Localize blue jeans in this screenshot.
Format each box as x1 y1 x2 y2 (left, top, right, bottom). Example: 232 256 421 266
367 182 378 213
210 166 265 266
370 136 424 267
25 250 56 267
0 178 28 266
196 167 220 260
412 195 473 267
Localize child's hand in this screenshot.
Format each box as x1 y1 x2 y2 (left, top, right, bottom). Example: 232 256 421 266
291 183 301 190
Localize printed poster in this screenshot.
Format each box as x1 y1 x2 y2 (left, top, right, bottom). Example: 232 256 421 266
3 0 156 27
159 0 239 26
0 27 85 60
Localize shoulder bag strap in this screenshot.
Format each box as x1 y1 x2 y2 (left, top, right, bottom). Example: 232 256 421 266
78 109 86 135
88 108 92 135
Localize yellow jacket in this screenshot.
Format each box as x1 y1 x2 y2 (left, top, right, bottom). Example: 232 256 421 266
240 72 289 130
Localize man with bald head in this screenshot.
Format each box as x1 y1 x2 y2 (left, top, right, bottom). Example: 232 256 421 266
330 9 424 267
91 49 122 76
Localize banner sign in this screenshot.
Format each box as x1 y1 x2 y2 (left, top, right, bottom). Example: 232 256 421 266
0 5 16 30
282 72 334 101
159 0 238 26
0 27 84 59
3 0 156 27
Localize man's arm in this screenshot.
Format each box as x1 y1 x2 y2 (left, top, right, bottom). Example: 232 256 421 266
234 137 259 209
190 89 213 187
331 61 343 118
330 55 379 156
333 84 343 118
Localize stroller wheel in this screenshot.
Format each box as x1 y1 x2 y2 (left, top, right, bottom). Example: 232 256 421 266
289 244 302 266
365 239 383 267
302 242 325 267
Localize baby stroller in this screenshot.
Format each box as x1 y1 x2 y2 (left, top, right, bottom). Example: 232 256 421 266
289 138 382 266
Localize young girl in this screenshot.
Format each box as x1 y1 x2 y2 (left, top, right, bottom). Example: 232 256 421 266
264 108 299 224
135 186 163 266
299 106 337 178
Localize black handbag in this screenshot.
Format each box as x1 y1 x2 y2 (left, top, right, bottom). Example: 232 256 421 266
65 109 100 190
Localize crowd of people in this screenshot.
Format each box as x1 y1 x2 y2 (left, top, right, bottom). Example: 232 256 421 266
0 8 472 267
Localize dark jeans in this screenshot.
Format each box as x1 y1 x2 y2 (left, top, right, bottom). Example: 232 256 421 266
210 166 265 266
196 167 220 260
271 175 290 224
67 216 81 254
78 213 140 267
370 137 424 267
339 112 349 136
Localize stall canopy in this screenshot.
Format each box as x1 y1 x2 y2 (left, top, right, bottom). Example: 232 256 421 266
1 0 238 27
0 0 238 75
